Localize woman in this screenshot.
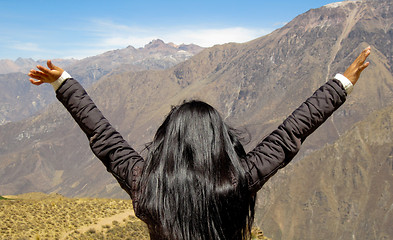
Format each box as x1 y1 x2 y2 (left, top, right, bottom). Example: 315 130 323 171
28 46 371 240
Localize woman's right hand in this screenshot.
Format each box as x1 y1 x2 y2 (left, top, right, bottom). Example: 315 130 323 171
28 60 64 86
343 46 371 85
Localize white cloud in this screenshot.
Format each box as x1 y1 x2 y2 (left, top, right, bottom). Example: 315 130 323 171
86 19 272 48
91 27 269 50
86 19 154 47
11 42 43 52
163 27 271 47
8 20 273 60
100 36 158 48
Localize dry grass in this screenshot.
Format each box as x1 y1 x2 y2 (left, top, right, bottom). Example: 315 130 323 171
0 193 137 240
0 192 269 240
67 215 149 240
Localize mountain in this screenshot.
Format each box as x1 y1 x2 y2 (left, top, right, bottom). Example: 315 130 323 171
66 39 204 86
0 40 203 124
0 40 202 76
0 0 392 237
255 103 393 240
0 0 391 195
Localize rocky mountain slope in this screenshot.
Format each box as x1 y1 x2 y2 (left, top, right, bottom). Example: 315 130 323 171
0 40 203 124
255 103 393 240
0 0 392 237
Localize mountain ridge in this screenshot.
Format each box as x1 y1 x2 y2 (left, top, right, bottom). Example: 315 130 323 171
0 39 203 75
255 102 393 239
0 39 203 124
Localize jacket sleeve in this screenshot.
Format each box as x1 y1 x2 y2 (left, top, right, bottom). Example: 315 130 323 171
244 79 347 193
55 78 144 201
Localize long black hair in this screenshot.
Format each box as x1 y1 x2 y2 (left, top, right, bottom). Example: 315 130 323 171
139 100 255 240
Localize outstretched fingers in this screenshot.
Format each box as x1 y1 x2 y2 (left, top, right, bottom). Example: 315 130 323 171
28 68 48 81
36 64 52 75
343 46 371 85
358 46 371 69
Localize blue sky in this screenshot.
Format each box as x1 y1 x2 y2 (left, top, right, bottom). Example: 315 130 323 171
1 0 341 60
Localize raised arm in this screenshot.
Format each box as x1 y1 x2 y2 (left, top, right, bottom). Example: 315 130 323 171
28 61 144 201
244 46 371 193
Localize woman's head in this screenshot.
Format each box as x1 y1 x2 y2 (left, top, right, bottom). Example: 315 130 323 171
139 100 255 240
154 100 244 175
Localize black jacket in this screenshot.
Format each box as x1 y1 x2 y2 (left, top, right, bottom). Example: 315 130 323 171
56 78 347 236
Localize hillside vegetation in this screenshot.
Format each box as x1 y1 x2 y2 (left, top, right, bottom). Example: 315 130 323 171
0 193 141 239
0 193 269 240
